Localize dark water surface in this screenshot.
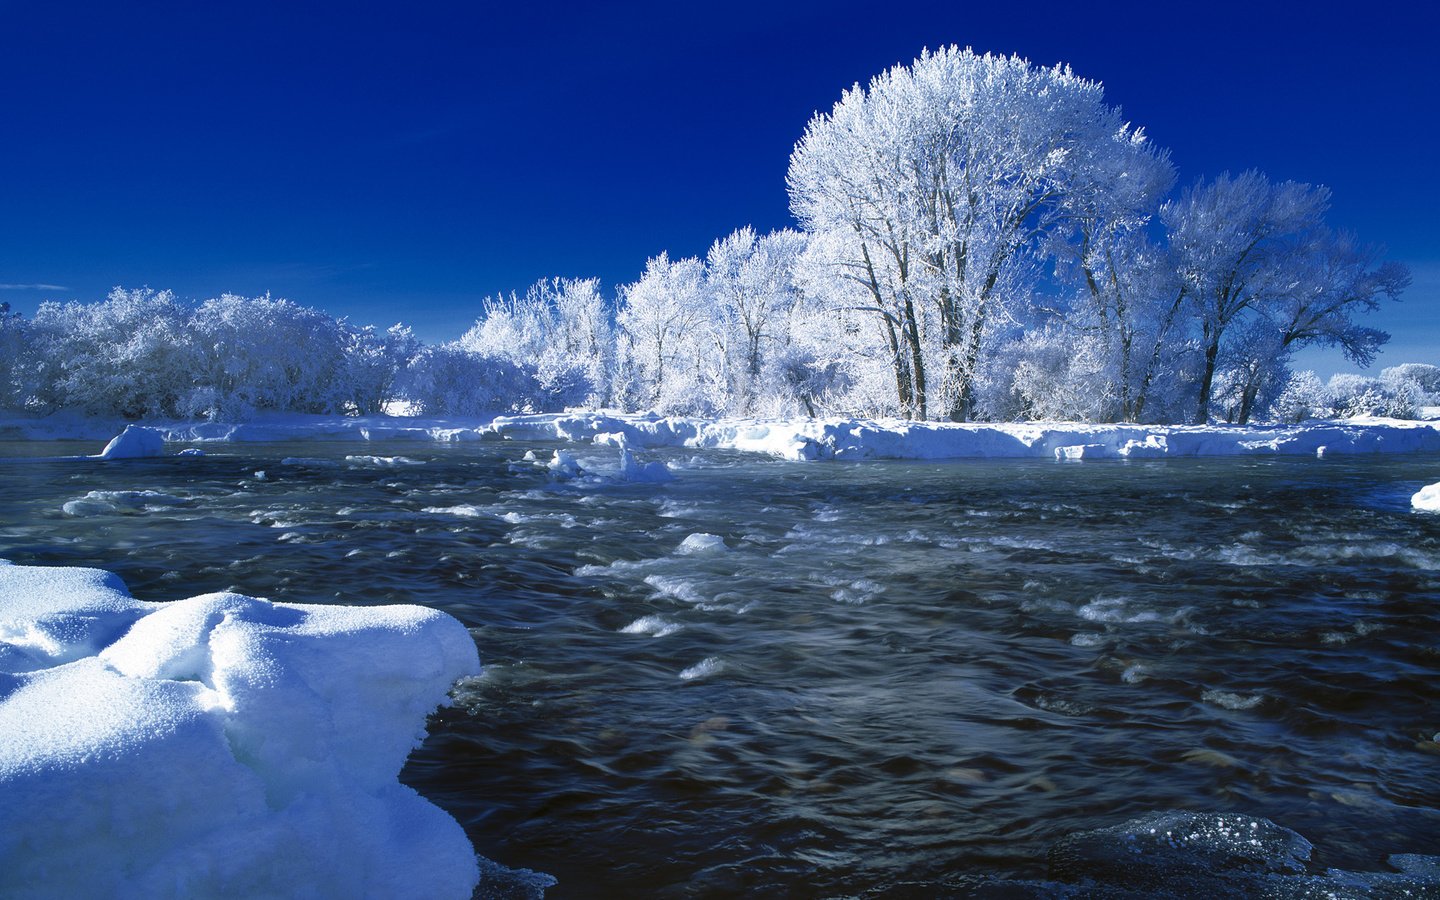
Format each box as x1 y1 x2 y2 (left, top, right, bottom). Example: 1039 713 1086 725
3 440 1439 896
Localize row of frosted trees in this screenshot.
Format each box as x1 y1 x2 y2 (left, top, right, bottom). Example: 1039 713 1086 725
0 48 1423 424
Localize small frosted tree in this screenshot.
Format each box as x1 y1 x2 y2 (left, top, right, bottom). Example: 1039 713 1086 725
342 323 419 415
1270 370 1324 423
0 302 28 411
460 277 614 411
1323 373 1418 419
614 253 713 413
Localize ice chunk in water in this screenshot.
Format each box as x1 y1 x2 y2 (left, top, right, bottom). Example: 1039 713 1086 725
1413 481 1440 511
99 425 165 460
619 449 672 483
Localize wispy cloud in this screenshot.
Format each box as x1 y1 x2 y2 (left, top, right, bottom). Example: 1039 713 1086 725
0 283 70 292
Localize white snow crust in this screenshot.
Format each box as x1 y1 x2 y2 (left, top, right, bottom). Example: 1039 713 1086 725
1414 481 1440 511
5 411 1440 462
0 562 482 900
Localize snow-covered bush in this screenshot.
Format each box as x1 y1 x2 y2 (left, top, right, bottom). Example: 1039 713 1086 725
27 289 201 418
1322 373 1418 419
992 327 1118 422
397 344 536 417
1381 364 1440 406
187 294 349 419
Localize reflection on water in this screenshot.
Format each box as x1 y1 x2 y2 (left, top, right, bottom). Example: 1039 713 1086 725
3 440 1439 896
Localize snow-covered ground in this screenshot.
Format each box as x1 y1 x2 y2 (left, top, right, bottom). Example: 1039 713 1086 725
5 410 1440 461
0 562 481 899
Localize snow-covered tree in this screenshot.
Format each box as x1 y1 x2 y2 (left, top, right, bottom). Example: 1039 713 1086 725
1269 370 1324 423
342 323 419 415
1051 139 1177 421
460 277 614 411
700 227 809 415
0 302 28 411
614 253 713 413
789 46 1158 421
396 343 535 417
1164 172 1322 423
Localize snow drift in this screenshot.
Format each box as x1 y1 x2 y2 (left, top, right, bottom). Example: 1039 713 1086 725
0 562 481 900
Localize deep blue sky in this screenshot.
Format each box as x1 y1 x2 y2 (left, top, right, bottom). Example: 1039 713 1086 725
3 1 1436 375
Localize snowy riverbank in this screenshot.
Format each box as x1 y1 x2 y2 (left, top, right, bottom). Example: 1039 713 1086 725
5 410 1440 461
0 562 482 899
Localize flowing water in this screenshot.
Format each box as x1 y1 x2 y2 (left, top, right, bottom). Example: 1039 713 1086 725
2 439 1439 896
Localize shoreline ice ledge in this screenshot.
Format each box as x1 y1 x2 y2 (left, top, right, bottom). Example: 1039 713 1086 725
0 562 483 900
3 412 1440 461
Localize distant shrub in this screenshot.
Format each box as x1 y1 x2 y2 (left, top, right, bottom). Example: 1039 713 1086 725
1322 373 1418 419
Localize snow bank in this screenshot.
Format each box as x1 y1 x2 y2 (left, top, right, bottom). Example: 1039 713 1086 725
0 562 482 900
1414 481 1440 511
486 412 1440 462
5 410 1440 462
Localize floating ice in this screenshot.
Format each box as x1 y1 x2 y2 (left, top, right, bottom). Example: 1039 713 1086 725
99 424 165 459
547 449 583 480
61 489 191 517
618 449 672 483
0 563 482 899
1414 481 1440 511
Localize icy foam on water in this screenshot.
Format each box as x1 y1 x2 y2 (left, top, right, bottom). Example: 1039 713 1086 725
619 615 682 637
643 574 709 605
1201 690 1266 710
62 490 191 517
678 657 724 681
1077 596 1168 625
421 504 492 518
345 455 425 467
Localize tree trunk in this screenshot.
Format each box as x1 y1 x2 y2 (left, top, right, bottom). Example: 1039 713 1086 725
1194 336 1220 425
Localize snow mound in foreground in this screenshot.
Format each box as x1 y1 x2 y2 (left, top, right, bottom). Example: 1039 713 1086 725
1415 481 1440 511
0 562 482 900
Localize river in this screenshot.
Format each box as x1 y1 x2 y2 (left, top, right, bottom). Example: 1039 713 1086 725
2 438 1438 896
